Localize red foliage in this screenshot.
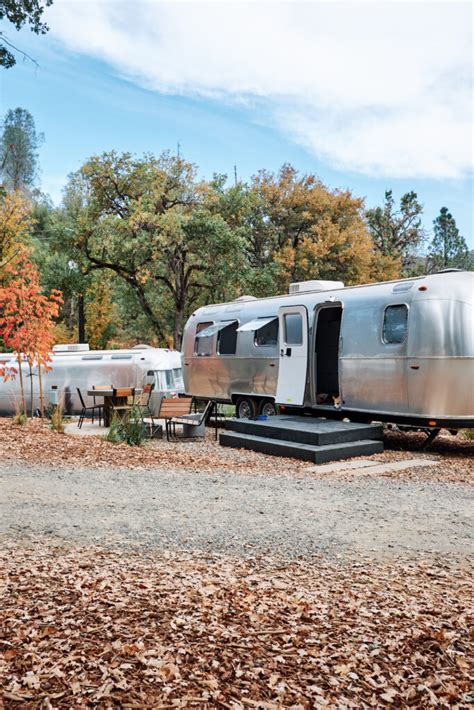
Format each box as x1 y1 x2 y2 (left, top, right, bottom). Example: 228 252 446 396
0 247 63 412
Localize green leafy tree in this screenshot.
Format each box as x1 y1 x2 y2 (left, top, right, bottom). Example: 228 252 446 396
0 108 44 190
63 151 245 348
31 201 91 342
428 207 472 272
366 190 425 274
211 176 280 297
0 0 53 68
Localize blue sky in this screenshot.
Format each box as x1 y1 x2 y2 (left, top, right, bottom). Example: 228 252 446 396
1 1 473 247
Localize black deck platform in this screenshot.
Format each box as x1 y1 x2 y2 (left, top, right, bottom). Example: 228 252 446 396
220 415 384 464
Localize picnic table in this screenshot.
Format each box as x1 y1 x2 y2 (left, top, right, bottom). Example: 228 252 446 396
87 387 142 427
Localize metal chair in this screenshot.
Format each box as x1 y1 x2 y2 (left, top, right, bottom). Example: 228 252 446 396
77 387 103 429
137 383 155 426
168 399 218 440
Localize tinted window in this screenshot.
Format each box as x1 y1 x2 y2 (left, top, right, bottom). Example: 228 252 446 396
284 313 303 345
218 321 238 355
383 305 408 344
255 319 279 347
195 321 213 356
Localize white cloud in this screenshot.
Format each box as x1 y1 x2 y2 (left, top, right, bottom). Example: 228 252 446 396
47 0 473 178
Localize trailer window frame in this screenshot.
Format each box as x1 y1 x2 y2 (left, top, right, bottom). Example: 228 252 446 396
382 303 409 345
217 320 239 356
194 321 214 357
254 317 279 348
283 312 303 346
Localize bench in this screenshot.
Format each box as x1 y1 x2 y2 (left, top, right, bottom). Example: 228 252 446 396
158 397 218 440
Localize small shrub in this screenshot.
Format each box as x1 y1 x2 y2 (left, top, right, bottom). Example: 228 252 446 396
13 409 27 426
105 407 145 447
50 402 65 434
460 429 474 441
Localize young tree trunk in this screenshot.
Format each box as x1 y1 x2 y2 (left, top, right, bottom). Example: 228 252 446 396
16 355 26 416
78 294 86 343
29 363 34 417
173 311 183 351
38 364 44 418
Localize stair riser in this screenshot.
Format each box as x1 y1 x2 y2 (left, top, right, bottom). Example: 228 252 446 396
220 433 384 464
226 419 382 446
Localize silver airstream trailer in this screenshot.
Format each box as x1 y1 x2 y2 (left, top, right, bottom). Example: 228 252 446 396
0 344 184 416
182 271 474 428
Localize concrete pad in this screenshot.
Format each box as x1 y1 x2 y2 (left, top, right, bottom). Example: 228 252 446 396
309 458 439 475
307 459 382 474
65 421 108 437
351 458 440 475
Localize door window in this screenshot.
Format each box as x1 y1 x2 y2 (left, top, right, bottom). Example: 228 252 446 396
383 305 408 344
284 313 303 345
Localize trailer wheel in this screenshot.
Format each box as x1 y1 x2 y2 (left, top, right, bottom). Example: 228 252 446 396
259 400 278 417
236 397 257 419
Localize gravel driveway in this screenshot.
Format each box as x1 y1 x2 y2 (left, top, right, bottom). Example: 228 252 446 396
1 461 472 558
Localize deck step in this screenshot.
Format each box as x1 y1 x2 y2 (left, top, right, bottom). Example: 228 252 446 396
219 431 384 464
225 415 383 446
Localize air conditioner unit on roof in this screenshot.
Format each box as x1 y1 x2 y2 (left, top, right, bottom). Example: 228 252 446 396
289 280 344 294
52 344 90 353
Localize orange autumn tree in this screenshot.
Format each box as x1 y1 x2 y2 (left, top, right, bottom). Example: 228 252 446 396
0 247 63 416
0 190 32 282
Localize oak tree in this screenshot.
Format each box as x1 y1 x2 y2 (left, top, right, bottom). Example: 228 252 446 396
63 151 245 348
0 0 53 68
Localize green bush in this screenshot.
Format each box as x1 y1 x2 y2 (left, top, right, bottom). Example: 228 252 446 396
105 407 145 446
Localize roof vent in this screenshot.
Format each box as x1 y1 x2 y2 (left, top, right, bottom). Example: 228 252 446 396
52 343 90 353
233 295 257 302
289 280 344 295
132 344 153 350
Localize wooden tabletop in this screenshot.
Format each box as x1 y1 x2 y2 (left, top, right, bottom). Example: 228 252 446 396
87 388 143 397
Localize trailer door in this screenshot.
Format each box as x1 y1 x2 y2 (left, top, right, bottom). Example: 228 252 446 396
275 305 308 405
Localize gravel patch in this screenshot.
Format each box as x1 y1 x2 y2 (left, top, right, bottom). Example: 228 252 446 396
1 461 472 559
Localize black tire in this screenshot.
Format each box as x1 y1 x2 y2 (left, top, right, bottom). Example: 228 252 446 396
258 399 278 417
235 396 257 419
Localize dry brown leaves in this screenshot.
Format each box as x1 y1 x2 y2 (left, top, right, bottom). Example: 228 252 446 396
0 418 472 484
1 542 473 709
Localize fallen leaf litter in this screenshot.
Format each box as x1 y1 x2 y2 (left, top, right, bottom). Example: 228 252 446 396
0 418 472 484
0 541 472 708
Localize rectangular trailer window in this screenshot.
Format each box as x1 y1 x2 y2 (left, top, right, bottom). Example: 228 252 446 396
284 313 303 345
195 322 214 356
383 304 408 344
173 368 184 387
157 370 175 389
255 318 279 347
218 321 238 355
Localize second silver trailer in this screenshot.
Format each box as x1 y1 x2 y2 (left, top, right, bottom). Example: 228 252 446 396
0 344 184 417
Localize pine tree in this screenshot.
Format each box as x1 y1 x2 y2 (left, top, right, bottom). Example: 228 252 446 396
0 108 44 190
428 207 471 272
